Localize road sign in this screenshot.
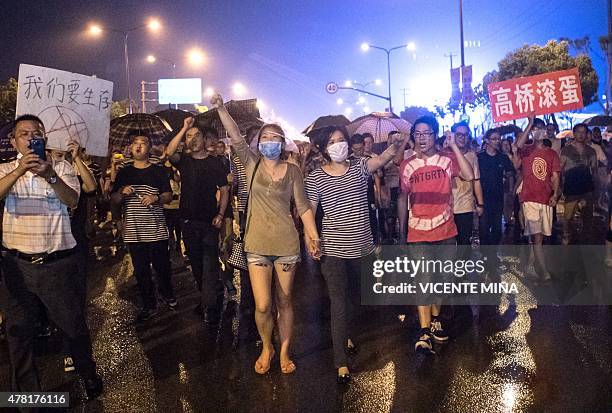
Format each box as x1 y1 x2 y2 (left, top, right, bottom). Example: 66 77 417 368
325 82 338 94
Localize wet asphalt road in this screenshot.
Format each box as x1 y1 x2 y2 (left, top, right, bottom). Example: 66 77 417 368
1 239 612 413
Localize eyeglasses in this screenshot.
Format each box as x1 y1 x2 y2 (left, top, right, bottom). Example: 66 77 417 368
413 131 434 139
454 132 468 138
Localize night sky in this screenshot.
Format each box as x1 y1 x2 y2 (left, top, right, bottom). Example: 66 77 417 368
0 0 607 130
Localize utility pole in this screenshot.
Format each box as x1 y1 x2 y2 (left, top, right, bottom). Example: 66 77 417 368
400 88 410 109
444 52 457 69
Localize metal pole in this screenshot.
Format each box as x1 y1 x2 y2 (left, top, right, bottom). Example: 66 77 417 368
459 0 466 114
124 32 132 114
386 50 393 112
141 80 146 113
172 63 177 109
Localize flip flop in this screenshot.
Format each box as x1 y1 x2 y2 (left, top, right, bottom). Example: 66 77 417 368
280 359 296 374
254 349 275 375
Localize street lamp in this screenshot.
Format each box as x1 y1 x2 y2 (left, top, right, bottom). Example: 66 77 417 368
360 41 416 112
88 18 162 113
187 48 206 66
336 98 343 105
232 82 247 97
204 87 215 98
146 54 176 78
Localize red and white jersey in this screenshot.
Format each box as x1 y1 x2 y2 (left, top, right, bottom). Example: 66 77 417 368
400 151 459 243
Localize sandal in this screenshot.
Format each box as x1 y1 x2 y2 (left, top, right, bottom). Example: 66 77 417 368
280 359 296 374
254 349 275 375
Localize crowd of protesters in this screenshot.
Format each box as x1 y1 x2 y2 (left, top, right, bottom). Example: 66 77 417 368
1 96 611 400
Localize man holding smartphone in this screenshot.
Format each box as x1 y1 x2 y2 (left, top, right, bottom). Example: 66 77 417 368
0 114 102 398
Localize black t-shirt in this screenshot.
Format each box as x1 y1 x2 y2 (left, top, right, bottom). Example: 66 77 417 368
477 151 514 207
170 153 228 222
112 164 172 243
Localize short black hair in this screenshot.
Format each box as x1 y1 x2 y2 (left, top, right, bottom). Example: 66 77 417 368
572 123 588 134
593 126 602 133
350 134 365 146
387 130 400 138
14 114 44 129
484 128 500 142
129 134 151 144
451 121 471 136
533 118 546 129
411 115 439 140
315 125 350 161
362 133 374 140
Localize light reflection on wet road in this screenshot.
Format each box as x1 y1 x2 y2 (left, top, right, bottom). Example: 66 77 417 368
1 250 611 412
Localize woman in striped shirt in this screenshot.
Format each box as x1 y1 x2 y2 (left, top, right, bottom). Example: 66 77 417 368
305 126 403 384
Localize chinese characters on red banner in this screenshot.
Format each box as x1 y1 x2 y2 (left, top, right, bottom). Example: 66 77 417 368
487 68 583 123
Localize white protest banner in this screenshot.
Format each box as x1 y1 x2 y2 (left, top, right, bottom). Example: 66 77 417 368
15 64 113 156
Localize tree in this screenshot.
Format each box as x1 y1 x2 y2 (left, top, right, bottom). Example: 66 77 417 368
399 106 434 124
483 40 599 106
111 99 130 119
0 78 17 126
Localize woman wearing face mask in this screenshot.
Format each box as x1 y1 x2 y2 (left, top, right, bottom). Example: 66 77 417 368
212 93 320 375
305 126 404 383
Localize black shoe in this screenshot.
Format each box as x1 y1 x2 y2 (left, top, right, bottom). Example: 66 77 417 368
84 375 104 400
346 343 358 356
415 329 435 355
136 307 158 322
337 372 351 384
165 297 178 309
430 318 449 342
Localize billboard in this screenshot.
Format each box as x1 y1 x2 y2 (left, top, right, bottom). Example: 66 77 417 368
158 78 202 105
487 68 584 123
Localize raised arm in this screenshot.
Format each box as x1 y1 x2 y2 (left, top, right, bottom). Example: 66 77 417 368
447 135 474 181
210 93 254 166
166 117 194 158
366 134 404 173
516 115 535 149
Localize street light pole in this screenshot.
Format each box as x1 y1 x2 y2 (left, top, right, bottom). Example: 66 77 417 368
363 44 415 113
123 32 132 113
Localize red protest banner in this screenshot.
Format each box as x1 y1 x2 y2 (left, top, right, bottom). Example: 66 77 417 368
487 67 583 123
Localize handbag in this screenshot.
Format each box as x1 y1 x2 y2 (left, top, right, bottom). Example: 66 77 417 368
227 160 260 270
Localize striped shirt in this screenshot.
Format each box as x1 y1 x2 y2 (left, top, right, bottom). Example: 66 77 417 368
0 156 81 254
112 164 171 243
305 158 374 259
231 153 248 212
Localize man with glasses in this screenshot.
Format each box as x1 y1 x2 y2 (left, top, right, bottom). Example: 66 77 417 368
0 114 102 398
515 117 561 282
449 122 484 255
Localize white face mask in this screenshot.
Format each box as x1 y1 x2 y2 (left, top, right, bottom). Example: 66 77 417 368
327 141 349 162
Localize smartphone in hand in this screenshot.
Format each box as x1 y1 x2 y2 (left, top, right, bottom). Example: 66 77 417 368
29 136 46 161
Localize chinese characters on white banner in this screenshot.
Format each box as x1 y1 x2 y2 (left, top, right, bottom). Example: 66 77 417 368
15 64 114 156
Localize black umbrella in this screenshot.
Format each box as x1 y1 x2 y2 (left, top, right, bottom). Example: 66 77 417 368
302 115 350 139
584 115 612 127
195 99 263 138
153 109 195 133
109 113 172 149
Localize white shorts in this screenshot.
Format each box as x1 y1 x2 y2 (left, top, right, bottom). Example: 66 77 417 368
522 201 553 237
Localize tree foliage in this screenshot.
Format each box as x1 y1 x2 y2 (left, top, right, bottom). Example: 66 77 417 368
399 106 434 124
483 40 599 106
0 78 18 126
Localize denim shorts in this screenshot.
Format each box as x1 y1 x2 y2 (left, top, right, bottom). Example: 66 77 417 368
246 253 301 266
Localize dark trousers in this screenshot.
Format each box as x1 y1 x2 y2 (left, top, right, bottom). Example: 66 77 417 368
182 220 220 309
0 252 97 391
164 209 182 249
319 255 362 368
127 240 174 309
455 212 474 259
479 206 503 246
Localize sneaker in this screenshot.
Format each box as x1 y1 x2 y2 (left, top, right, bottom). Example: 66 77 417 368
136 307 158 322
430 318 449 342
64 356 75 372
415 329 435 355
